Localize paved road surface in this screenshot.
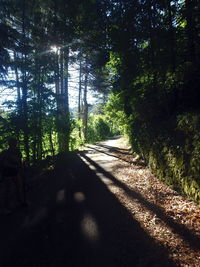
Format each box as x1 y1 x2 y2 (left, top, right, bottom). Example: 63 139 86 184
0 137 176 267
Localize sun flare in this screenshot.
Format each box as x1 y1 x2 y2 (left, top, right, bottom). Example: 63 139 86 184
50 45 58 53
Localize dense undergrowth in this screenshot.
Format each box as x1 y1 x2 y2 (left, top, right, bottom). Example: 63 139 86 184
104 86 200 204
128 112 200 203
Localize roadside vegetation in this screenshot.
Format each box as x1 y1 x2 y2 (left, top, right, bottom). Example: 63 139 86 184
0 0 200 203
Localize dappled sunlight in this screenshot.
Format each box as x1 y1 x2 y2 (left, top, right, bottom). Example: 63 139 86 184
97 174 114 186
79 143 200 266
1 0 199 264
109 163 200 242
50 45 59 54
107 166 200 264
81 212 100 243
79 155 114 186
74 191 85 203
56 189 65 203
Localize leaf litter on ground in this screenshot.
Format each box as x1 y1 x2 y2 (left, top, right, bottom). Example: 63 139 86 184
99 137 200 267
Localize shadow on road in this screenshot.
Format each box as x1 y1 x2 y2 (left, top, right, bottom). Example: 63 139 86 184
80 151 200 251
86 144 146 167
0 152 176 267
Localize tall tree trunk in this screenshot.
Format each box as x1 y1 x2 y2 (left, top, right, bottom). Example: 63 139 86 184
14 51 21 107
55 48 62 151
63 46 70 152
78 60 82 138
21 77 30 164
56 46 70 153
60 50 64 95
37 70 43 161
64 47 69 115
83 64 88 141
147 0 156 80
21 0 30 165
13 51 21 141
55 49 60 95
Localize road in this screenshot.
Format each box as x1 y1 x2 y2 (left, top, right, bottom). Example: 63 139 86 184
0 137 175 267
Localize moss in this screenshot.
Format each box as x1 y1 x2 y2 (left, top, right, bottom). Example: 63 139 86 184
129 112 200 204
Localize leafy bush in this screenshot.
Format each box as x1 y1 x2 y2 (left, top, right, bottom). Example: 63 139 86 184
69 119 84 151
87 114 112 142
104 93 128 134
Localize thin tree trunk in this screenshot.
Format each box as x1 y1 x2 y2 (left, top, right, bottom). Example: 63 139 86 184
55 49 62 151
21 0 30 165
55 49 60 95
64 47 69 114
21 78 30 164
147 0 156 80
78 60 82 138
13 51 21 141
14 51 21 106
83 63 88 141
63 46 70 152
60 50 64 95
37 70 43 161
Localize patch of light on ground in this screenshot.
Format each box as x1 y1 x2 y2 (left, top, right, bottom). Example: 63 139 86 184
81 212 100 243
74 191 85 202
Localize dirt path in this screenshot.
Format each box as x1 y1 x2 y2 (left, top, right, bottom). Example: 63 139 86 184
0 136 199 266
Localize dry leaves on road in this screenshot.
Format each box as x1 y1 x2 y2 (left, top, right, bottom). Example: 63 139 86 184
93 138 200 267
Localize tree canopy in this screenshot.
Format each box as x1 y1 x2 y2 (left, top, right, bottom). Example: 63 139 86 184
0 0 200 202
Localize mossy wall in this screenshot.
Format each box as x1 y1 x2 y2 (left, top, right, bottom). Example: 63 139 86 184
129 112 200 203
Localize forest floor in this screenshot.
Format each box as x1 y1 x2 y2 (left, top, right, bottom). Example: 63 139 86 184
0 136 200 266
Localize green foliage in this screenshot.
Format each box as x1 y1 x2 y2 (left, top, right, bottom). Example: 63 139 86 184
69 113 116 149
87 114 112 142
126 112 200 203
69 119 84 151
104 93 127 134
177 113 200 133
0 0 200 204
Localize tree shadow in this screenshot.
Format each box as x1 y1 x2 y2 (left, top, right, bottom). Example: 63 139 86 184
79 151 200 251
94 144 131 155
86 145 146 167
1 152 175 267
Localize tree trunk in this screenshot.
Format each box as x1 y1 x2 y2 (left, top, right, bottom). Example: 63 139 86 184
55 48 62 151
78 60 82 138
37 70 43 161
64 47 69 115
56 46 70 153
21 78 30 165
14 51 21 107
62 46 70 152
83 64 88 141
13 51 21 141
147 0 156 80
21 0 30 165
